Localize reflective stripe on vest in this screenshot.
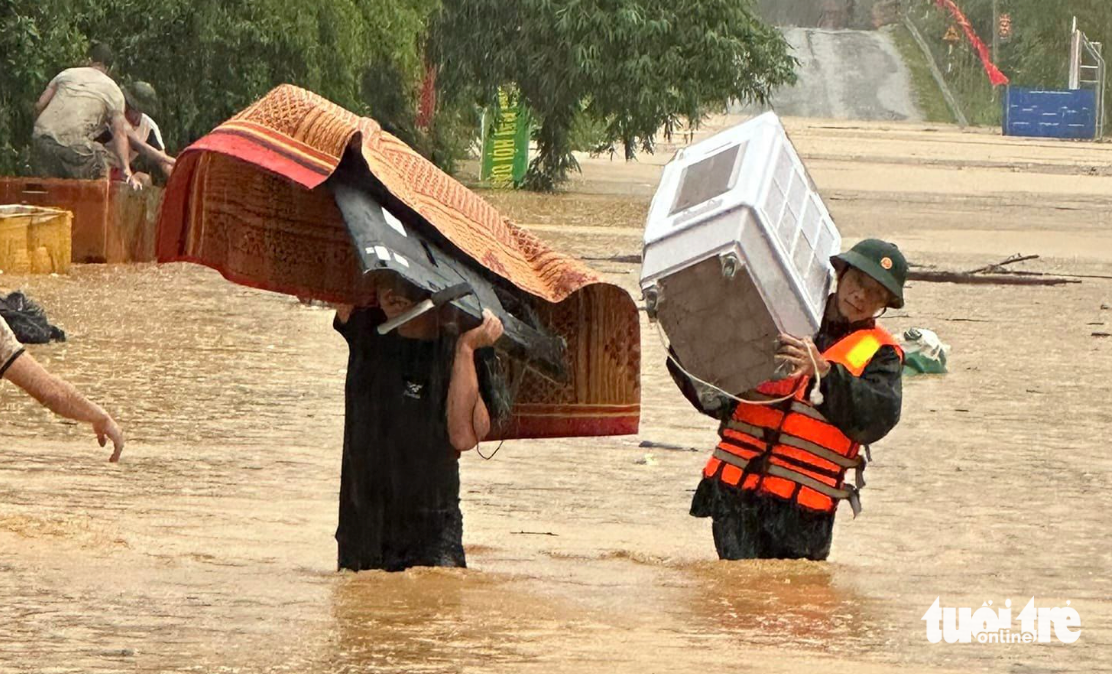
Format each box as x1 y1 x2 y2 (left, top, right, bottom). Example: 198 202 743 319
724 419 863 470
712 448 862 517
705 326 901 516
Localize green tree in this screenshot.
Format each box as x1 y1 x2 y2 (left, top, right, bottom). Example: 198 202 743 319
0 0 441 175
989 1 1112 128
993 2 1111 91
0 0 89 173
431 0 797 190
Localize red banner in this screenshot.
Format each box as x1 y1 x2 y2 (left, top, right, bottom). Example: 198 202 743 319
934 0 1010 86
416 62 437 131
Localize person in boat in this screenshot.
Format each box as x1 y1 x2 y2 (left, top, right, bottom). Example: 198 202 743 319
99 82 175 186
31 42 141 189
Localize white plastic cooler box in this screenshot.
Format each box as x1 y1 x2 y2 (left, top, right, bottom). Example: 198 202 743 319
640 112 841 396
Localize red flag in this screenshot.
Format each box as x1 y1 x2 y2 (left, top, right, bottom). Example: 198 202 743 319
934 0 1010 86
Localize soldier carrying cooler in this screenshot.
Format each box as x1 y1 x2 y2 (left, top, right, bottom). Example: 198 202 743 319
671 239 908 561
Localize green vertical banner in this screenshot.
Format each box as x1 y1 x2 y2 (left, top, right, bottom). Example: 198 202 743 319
481 89 530 188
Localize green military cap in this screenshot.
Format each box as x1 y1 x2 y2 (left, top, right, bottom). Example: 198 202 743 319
830 238 908 309
122 81 159 115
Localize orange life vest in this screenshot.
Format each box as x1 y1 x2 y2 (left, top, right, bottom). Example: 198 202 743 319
703 326 903 517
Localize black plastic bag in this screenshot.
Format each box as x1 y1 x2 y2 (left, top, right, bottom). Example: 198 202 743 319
0 291 66 344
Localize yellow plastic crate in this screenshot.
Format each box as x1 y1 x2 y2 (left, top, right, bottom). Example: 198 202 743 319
0 204 72 274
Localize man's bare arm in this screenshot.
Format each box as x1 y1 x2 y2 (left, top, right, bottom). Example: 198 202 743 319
4 353 125 461
109 112 137 187
124 127 174 166
447 341 486 452
35 83 57 118
446 311 502 452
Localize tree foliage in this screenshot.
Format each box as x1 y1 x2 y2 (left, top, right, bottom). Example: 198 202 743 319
1 0 799 185
0 0 440 175
431 0 797 190
990 1 1111 95
993 1 1112 128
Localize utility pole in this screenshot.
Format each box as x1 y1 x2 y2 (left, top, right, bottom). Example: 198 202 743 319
991 0 1000 100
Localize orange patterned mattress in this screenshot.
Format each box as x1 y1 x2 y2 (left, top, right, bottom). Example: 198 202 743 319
157 85 640 439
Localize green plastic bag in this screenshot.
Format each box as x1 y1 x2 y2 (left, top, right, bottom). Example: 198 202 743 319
900 328 949 375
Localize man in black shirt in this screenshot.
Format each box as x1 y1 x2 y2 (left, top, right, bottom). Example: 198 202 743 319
333 275 502 571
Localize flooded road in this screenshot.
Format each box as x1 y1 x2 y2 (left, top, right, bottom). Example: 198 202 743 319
3 119 1111 672
733 27 923 122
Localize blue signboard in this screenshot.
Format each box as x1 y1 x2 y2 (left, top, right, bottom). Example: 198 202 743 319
1003 88 1098 140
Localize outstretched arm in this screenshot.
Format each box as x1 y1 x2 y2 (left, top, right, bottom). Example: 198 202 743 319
125 127 175 167
3 353 125 461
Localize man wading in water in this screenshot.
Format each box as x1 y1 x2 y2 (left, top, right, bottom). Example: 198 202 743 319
334 275 503 571
671 239 907 560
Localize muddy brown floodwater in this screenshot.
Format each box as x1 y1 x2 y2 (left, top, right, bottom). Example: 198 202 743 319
2 117 1110 673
